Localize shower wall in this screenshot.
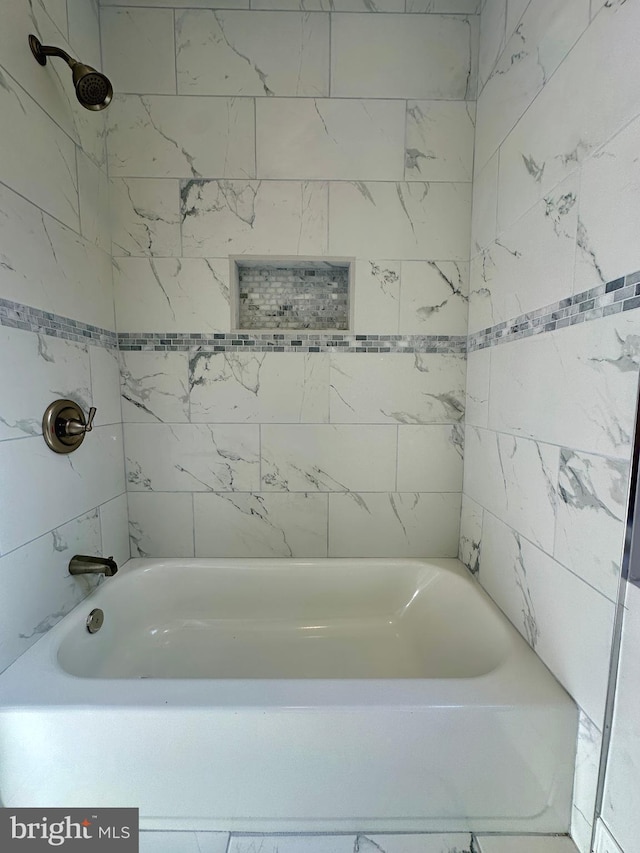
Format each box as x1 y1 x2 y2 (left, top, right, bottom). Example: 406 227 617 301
464 1 640 850
0 1 127 674
102 0 478 558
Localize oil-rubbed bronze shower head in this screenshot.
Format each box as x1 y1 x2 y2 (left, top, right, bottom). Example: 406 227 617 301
28 34 113 111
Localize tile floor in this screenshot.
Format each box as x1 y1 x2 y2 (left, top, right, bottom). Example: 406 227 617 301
137 832 580 853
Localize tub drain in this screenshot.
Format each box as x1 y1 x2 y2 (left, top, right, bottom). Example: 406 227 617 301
86 608 104 633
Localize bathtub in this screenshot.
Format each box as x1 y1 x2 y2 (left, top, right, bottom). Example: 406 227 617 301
0 557 577 833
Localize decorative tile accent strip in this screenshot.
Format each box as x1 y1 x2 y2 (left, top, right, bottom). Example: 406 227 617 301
0 298 117 349
118 332 468 354
468 269 640 352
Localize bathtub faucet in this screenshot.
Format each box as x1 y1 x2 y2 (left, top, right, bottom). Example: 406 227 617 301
69 554 118 577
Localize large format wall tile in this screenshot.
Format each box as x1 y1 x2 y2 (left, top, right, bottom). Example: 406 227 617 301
469 175 579 333
77 151 110 254
459 493 483 575
110 179 181 258
0 183 114 329
554 449 629 601
121 351 190 423
464 427 558 553
194 492 329 557
113 258 230 333
261 424 397 492
397 425 463 492
488 312 640 459
176 10 329 97
497 0 640 232
576 113 640 289
256 99 405 181
190 352 330 424
0 426 125 556
0 69 78 231
0 510 103 674
398 261 469 336
0 327 91 442
125 423 260 493
470 152 498 256
107 95 255 179
329 182 471 260
328 492 461 557
101 7 176 95
181 180 328 257
128 492 195 558
474 0 589 170
331 14 476 99
465 348 490 429
329 353 466 424
352 260 401 334
480 511 616 726
405 101 475 182
571 710 603 853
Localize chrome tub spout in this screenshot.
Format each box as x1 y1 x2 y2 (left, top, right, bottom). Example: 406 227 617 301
69 554 118 577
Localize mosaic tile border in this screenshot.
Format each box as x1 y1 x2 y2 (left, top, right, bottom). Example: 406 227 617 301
117 332 468 354
0 298 117 349
468 269 640 352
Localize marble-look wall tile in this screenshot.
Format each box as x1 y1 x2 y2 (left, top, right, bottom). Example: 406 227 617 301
120 351 190 423
125 423 260 493
398 261 469 336
254 0 404 9
602 582 640 853
478 0 506 91
0 68 79 231
181 180 328 257
77 151 110 254
331 14 476 99
110 178 181 258
0 426 125 556
463 427 558 552
469 174 579 333
488 311 640 459
113 258 230 333
89 346 123 427
101 0 249 5
329 182 471 260
0 510 102 674
261 424 397 492
0 183 115 330
328 492 461 557
107 95 255 179
407 0 479 11
0 327 90 442
176 10 329 97
459 493 483 574
229 838 353 853
0 0 105 167
194 492 328 557
397 425 464 492
352 260 400 334
465 347 490 428
256 99 405 181
128 492 195 558
190 352 330 424
554 449 629 601
506 0 531 37
405 101 475 182
479 511 615 726
67 0 101 69
477 836 577 853
471 151 499 256
497 0 640 231
101 8 177 95
474 0 589 170
571 711 603 853
576 113 640 290
593 822 624 853
99 493 130 568
329 353 466 424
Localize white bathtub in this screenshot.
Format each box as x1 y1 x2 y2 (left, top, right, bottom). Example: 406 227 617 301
0 558 577 833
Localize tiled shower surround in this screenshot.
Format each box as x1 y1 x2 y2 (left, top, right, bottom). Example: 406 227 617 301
103 1 477 561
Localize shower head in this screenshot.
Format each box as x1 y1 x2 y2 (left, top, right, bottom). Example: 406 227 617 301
28 34 113 111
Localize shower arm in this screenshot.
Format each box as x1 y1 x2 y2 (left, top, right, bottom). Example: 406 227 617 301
28 36 77 69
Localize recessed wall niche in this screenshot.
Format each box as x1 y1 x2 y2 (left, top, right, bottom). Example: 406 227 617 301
231 258 353 331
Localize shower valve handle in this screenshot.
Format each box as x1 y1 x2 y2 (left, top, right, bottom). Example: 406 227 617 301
65 406 96 436
42 400 97 453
